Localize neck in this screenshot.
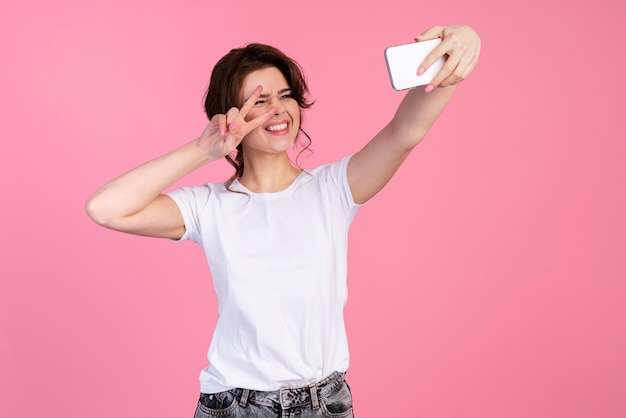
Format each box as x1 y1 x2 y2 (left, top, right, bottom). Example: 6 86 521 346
239 152 302 193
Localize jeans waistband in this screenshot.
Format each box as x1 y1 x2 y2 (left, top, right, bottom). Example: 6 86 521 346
235 371 346 410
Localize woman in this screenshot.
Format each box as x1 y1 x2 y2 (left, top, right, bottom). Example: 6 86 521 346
86 25 480 418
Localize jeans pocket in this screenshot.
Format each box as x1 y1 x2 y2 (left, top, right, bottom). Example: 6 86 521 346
320 380 354 418
194 391 240 417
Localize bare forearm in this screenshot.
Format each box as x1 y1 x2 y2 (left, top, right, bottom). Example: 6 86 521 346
389 24 480 149
390 84 457 150
86 140 210 225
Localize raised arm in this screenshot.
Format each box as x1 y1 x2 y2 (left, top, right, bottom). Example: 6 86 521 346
348 25 481 204
85 86 278 239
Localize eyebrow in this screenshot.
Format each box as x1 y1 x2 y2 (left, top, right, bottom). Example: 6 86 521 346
248 88 292 101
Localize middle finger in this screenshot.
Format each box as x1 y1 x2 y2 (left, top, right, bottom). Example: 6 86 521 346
237 85 264 120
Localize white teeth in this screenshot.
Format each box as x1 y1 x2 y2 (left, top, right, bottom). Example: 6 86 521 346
266 123 288 132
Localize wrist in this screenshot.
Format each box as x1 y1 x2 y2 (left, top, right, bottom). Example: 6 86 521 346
190 139 216 164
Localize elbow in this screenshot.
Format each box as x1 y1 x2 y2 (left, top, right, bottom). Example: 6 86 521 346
85 194 114 227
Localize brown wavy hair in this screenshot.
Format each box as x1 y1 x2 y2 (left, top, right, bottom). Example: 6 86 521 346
203 43 314 190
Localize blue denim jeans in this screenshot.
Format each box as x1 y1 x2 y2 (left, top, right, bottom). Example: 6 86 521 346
193 371 354 418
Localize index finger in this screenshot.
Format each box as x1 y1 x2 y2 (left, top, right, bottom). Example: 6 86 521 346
235 104 280 136
226 103 280 140
237 85 264 119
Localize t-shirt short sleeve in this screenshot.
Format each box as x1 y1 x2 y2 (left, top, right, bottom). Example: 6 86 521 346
318 155 363 217
166 185 211 243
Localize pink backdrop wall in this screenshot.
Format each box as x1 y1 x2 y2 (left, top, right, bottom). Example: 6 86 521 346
1 1 625 417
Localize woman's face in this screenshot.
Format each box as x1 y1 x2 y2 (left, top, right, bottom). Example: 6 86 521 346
238 66 301 157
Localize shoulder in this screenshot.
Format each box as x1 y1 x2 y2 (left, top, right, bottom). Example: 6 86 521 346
308 155 352 180
166 181 227 206
302 156 360 210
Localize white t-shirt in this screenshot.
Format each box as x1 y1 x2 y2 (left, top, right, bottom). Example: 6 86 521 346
167 155 361 393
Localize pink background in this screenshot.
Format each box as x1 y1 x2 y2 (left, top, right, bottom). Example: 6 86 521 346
1 1 625 417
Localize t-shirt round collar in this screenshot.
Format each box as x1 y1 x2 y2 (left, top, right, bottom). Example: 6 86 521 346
230 170 308 199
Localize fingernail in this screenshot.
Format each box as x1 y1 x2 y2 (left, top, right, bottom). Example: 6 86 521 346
229 122 237 131
417 67 425 76
424 85 434 93
415 35 423 41
220 128 226 135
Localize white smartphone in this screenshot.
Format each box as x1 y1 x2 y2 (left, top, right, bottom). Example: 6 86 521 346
384 38 446 90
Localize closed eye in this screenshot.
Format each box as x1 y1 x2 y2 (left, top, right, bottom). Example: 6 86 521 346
252 88 293 105
280 88 293 100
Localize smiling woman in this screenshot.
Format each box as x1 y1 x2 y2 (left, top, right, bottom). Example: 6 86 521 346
203 44 315 193
85 26 481 418
232 68 303 187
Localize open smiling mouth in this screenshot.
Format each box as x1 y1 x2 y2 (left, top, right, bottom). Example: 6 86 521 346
266 122 288 132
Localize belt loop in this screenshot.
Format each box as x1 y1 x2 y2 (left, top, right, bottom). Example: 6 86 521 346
239 389 250 407
309 384 320 410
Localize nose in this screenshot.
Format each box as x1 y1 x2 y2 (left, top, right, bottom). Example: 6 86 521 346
272 98 286 115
